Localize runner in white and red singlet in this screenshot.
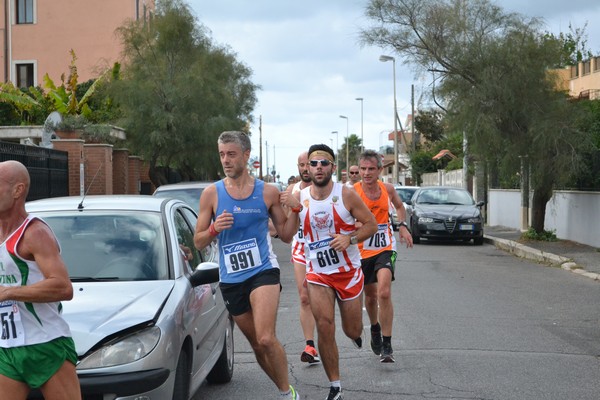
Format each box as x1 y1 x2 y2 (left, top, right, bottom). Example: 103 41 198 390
283 144 377 400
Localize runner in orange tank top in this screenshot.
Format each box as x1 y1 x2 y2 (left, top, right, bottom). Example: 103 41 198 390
355 150 413 363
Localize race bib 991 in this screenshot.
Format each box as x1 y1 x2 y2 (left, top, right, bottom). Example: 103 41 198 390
222 238 262 274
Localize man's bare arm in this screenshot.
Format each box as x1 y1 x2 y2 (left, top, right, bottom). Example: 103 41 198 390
0 221 73 303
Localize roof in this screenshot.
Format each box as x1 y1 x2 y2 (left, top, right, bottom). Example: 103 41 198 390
153 181 214 193
25 195 174 213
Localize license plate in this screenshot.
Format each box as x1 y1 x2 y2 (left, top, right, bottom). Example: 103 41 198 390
459 224 473 230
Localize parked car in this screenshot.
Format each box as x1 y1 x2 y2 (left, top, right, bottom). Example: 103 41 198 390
391 185 419 230
405 186 485 245
153 181 214 213
25 195 233 400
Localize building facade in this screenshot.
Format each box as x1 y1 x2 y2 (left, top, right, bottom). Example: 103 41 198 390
0 0 155 87
566 56 600 100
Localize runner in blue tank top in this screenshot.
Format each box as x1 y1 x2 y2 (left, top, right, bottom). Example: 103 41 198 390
214 179 277 284
194 131 302 400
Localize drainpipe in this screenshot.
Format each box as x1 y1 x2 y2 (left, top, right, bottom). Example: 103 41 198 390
5 0 11 82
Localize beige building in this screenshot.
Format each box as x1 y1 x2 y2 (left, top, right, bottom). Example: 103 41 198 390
566 56 600 100
0 0 155 87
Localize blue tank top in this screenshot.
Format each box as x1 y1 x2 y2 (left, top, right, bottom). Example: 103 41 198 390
215 179 279 284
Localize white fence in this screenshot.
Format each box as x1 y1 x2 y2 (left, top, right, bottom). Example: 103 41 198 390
421 169 463 187
420 169 599 247
487 189 600 248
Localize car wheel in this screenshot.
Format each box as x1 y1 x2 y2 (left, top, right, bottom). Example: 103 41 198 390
172 349 190 400
206 318 234 384
474 236 484 245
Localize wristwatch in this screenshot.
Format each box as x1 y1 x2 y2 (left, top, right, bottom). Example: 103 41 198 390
398 221 409 229
349 235 358 245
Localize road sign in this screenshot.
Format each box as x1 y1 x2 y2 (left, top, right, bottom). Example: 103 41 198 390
252 161 260 169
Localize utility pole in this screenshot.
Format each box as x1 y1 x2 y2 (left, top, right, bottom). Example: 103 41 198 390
411 84 416 153
265 141 269 182
259 116 263 180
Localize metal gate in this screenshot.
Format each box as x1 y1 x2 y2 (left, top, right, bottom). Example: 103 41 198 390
0 141 68 201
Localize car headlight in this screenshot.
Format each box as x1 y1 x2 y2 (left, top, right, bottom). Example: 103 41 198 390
77 326 161 370
418 217 434 223
467 217 482 223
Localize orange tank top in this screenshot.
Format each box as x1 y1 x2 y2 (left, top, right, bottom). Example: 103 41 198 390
354 181 393 258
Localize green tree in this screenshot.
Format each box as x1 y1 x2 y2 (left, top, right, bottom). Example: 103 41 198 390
0 83 48 125
338 134 363 175
414 110 445 143
111 0 259 185
570 99 600 190
43 49 109 121
361 0 595 233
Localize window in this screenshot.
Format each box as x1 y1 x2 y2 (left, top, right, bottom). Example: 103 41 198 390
174 210 202 272
594 57 600 72
15 63 34 88
16 0 34 24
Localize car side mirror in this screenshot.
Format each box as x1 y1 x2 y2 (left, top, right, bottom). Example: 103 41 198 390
190 262 220 287
476 201 485 208
405 200 412 206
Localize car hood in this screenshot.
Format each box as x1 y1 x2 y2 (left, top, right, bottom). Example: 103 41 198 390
415 204 480 218
64 281 175 355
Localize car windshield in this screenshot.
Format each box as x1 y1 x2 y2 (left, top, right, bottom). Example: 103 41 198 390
42 212 168 281
396 187 418 202
415 188 474 205
154 188 203 212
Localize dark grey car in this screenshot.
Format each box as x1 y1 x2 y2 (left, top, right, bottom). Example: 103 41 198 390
405 186 485 245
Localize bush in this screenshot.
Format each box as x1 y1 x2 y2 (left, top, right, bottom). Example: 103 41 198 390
522 227 557 241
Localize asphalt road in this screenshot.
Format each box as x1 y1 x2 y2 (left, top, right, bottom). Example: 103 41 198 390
192 238 600 400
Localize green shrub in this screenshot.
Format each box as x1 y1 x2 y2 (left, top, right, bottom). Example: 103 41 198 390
522 227 557 241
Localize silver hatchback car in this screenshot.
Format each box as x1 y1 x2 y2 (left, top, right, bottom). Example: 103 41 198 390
25 195 233 400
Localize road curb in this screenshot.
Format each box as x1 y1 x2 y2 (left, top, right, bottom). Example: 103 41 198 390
484 235 599 282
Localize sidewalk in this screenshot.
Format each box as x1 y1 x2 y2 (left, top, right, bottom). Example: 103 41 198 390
484 225 600 282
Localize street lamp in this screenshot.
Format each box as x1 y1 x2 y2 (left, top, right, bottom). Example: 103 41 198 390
339 115 349 178
331 130 339 180
379 55 398 184
355 97 363 153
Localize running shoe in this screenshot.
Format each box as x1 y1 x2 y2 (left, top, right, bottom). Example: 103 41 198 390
325 386 343 400
289 385 300 400
380 341 395 363
351 327 365 349
300 344 321 364
370 328 382 356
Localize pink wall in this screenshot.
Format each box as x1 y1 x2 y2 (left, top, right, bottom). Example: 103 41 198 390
1 0 155 84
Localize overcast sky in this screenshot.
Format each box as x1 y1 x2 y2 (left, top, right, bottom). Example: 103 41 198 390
186 0 600 181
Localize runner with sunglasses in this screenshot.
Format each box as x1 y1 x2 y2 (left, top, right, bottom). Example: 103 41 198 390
346 165 361 187
282 144 377 400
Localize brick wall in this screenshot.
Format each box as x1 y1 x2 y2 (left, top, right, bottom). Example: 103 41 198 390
139 160 155 194
128 156 141 194
52 139 84 196
51 139 152 196
112 149 130 194
84 144 113 195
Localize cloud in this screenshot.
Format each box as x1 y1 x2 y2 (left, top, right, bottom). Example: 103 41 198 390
187 0 600 181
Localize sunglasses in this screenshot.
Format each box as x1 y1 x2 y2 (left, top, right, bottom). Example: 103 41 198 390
349 171 359 175
309 159 332 167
